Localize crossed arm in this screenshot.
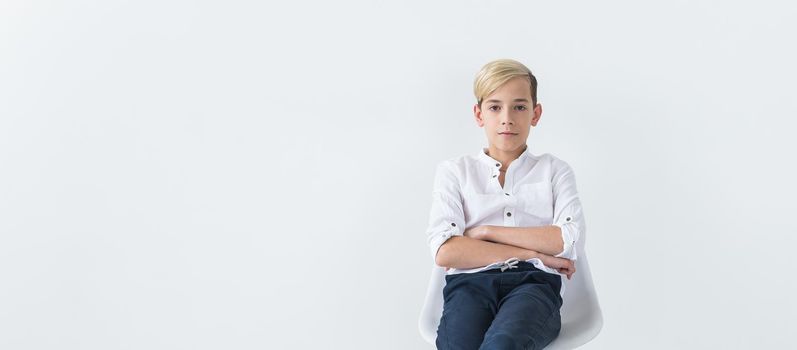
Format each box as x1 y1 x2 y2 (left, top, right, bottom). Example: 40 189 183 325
466 224 565 256
435 225 575 279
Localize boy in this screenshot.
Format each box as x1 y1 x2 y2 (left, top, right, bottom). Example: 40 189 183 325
426 59 585 350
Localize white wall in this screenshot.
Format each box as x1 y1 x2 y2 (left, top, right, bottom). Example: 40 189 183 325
2 0 795 349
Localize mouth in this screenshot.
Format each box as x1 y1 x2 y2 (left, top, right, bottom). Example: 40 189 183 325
498 132 518 136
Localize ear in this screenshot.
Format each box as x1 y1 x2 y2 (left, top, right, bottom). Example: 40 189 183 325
530 102 543 127
473 103 485 127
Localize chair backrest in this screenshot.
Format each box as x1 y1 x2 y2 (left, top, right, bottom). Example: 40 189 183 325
418 246 603 349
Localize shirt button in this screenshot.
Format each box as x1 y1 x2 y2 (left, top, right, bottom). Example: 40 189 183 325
506 212 512 217
495 163 500 167
492 175 497 178
566 217 572 222
505 193 509 196
451 222 456 227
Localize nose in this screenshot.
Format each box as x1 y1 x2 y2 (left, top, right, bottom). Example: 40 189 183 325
499 108 513 125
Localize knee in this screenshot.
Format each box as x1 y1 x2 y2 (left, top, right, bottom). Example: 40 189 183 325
480 333 524 350
481 328 560 350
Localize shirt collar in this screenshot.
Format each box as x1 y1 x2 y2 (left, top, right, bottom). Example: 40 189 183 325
477 144 532 168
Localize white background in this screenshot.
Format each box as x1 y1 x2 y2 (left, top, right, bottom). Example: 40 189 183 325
2 0 796 349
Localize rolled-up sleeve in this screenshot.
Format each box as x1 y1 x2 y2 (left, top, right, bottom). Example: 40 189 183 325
550 162 585 261
425 162 465 262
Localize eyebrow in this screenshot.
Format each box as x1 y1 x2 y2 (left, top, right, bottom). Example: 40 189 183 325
484 98 530 104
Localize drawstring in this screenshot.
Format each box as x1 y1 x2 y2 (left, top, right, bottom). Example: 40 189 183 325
499 257 520 272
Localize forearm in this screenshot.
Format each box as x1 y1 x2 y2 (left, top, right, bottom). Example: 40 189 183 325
435 235 540 270
484 225 564 257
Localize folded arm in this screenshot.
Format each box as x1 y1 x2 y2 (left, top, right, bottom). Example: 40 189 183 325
444 231 576 279
435 235 541 270
475 225 565 257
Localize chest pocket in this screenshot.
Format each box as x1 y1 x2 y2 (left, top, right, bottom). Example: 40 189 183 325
516 182 554 219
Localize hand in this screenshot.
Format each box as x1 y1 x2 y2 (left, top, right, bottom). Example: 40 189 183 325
463 225 491 240
538 254 576 280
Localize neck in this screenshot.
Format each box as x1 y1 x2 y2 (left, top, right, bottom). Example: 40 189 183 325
486 144 527 170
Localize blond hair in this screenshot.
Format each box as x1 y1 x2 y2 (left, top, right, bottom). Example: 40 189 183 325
473 59 538 108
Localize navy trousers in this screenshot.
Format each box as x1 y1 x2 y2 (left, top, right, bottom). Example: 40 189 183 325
435 261 563 350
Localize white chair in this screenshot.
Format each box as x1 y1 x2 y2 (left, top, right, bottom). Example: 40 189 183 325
418 241 603 349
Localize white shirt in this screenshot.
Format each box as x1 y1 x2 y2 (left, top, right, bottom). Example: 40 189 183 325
425 146 586 299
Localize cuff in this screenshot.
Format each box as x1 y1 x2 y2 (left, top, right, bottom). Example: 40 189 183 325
552 215 578 260
430 221 463 261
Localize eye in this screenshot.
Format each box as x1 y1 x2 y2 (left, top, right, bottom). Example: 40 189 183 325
489 105 500 111
515 105 527 111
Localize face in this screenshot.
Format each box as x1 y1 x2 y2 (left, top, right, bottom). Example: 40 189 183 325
473 76 543 153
